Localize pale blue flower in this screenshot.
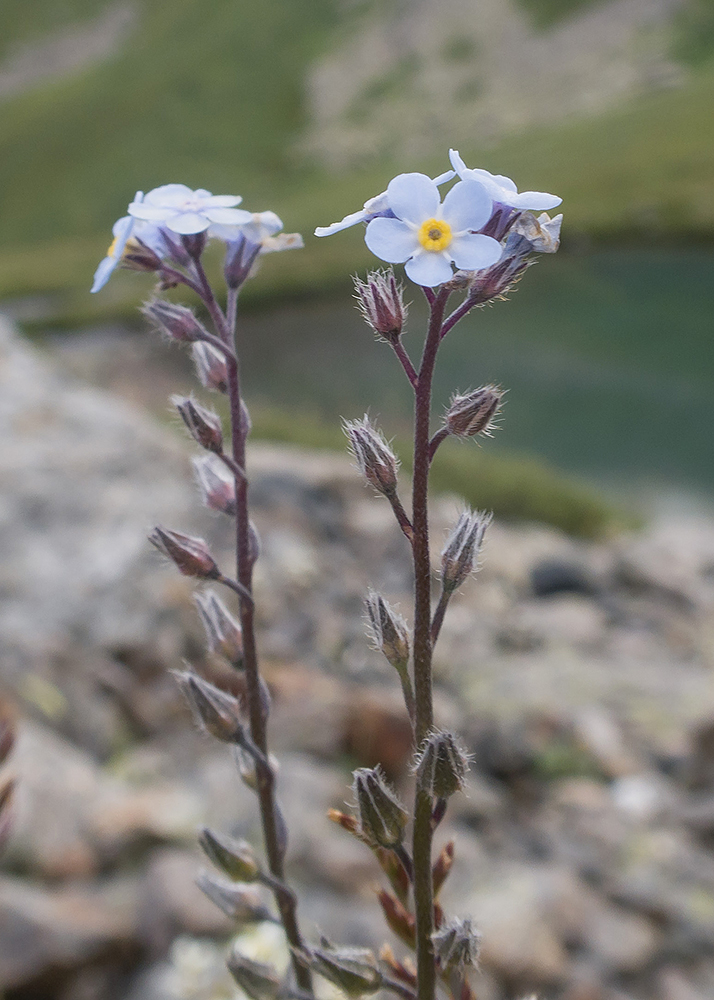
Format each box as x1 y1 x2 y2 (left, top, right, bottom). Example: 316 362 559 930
364 172 502 287
128 184 253 235
91 191 143 294
449 150 562 212
314 170 455 238
210 211 304 256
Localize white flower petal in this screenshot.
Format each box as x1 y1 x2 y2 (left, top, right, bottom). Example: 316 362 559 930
128 203 172 221
204 207 253 225
441 180 493 232
315 210 368 237
90 256 117 294
450 233 503 271
387 173 439 226
365 217 417 263
205 194 243 208
405 250 453 287
143 184 195 207
432 168 456 186
362 191 389 214
252 211 283 235
166 212 210 234
111 215 134 245
134 222 166 256
509 190 563 211
449 149 468 175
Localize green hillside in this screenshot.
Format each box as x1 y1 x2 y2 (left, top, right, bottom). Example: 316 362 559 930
0 0 713 322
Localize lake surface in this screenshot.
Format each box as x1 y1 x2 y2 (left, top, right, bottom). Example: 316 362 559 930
234 248 714 497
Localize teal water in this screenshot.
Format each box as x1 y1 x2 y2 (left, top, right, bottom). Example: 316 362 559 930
238 249 714 493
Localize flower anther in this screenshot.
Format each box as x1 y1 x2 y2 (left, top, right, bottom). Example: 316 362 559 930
418 218 452 253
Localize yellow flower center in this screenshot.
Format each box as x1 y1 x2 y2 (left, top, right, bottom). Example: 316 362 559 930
417 218 452 252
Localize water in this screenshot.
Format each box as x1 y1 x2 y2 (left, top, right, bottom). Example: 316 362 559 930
236 248 714 497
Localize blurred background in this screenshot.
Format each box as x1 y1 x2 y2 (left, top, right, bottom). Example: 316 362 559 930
1 1 714 999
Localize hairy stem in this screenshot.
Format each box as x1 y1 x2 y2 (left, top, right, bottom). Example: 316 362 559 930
411 287 449 1000
195 265 312 994
391 339 419 389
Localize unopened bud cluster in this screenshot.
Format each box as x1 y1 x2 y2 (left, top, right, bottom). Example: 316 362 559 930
173 395 223 452
415 730 469 799
344 416 399 497
306 941 383 997
364 590 410 672
432 917 481 972
441 510 492 592
353 766 408 848
354 268 406 341
445 385 503 439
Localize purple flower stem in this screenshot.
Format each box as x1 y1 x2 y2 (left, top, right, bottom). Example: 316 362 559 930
411 285 449 1000
429 589 450 646
391 340 419 389
191 262 313 996
428 427 450 463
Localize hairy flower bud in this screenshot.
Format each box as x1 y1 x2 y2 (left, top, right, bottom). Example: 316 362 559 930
364 590 410 671
149 526 220 579
192 341 229 393
445 385 503 439
196 872 271 922
174 670 245 743
354 268 406 341
307 941 383 997
353 766 408 848
173 395 223 452
432 917 481 972
224 233 262 289
193 457 237 516
415 730 469 799
227 951 282 1000
232 745 278 791
344 416 399 497
122 239 162 274
142 299 209 343
441 510 492 592
198 827 261 882
194 591 243 665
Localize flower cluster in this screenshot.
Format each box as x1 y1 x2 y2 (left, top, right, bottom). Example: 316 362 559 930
316 150 562 288
91 184 303 293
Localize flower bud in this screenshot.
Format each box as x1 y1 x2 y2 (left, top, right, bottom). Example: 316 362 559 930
174 670 245 743
353 766 408 848
122 239 162 274
308 942 382 997
445 386 503 439
196 872 271 922
224 233 262 289
354 268 406 341
192 341 229 393
149 526 220 579
415 731 469 799
441 510 492 592
181 231 208 260
513 211 562 253
232 745 278 791
227 951 282 1000
198 827 261 882
364 590 410 671
142 299 209 343
194 591 243 665
344 416 399 497
193 457 237 516
466 231 532 303
173 395 223 452
432 917 481 972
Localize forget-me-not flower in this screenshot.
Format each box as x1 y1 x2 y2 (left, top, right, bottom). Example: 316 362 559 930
91 191 142 293
210 210 302 252
364 172 503 287
128 184 253 235
449 150 562 212
315 170 455 238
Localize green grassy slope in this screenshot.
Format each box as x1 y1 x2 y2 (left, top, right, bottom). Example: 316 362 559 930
0 0 713 321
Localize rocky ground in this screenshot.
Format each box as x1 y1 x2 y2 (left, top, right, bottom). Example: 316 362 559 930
2 315 714 1000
